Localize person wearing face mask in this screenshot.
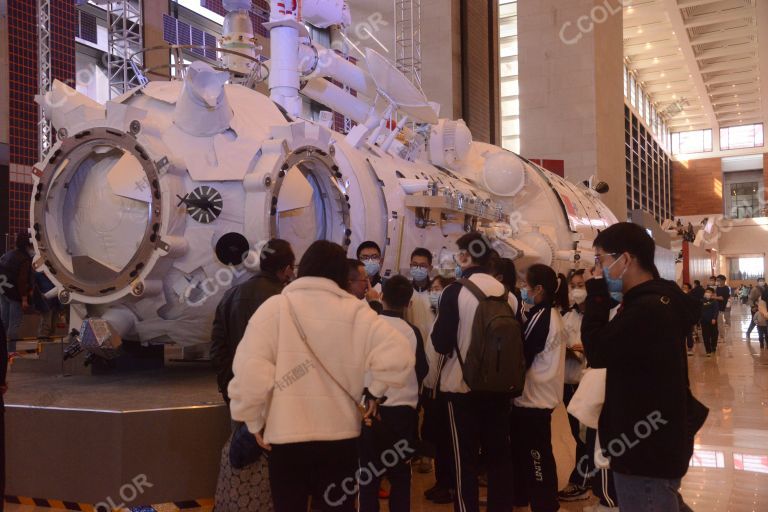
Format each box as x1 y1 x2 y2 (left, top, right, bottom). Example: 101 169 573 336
357 241 384 306
404 247 437 474
406 248 436 364
581 223 704 512
556 270 592 503
700 288 719 356
420 274 457 504
431 232 519 512
511 264 568 512
0 232 34 343
714 275 731 341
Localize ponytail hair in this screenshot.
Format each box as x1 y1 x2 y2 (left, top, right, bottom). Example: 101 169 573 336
553 273 569 311
526 264 568 308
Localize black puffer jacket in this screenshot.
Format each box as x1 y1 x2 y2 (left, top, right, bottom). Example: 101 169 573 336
582 278 702 479
211 273 285 402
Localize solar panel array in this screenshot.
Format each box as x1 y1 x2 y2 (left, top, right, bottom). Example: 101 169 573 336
162 14 218 61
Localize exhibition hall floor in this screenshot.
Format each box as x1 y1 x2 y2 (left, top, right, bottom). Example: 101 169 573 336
5 304 768 511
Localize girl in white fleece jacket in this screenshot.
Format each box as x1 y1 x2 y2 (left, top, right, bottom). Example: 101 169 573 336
228 241 414 512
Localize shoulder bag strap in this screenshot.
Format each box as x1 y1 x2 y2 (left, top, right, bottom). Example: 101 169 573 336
284 296 364 415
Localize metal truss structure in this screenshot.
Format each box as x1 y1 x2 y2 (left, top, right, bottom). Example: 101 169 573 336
394 0 422 91
107 0 145 98
38 0 52 159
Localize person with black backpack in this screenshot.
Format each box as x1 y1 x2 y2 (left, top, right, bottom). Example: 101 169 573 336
431 232 524 512
511 264 568 512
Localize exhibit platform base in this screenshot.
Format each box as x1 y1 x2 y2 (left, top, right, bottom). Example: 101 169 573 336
4 365 230 508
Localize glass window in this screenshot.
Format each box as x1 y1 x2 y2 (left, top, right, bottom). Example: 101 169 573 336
498 1 519 154
720 123 765 150
624 65 628 98
630 74 636 107
501 96 520 115
728 182 760 220
728 256 764 280
644 95 650 122
670 129 712 155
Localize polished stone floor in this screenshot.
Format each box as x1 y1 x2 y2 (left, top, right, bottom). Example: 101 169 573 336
5 304 768 511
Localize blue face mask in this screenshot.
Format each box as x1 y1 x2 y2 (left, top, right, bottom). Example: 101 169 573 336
411 266 429 282
455 265 463 279
521 287 535 305
604 254 626 295
610 291 624 303
363 260 381 277
429 291 441 308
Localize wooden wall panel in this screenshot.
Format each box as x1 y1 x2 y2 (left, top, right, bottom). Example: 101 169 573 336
460 0 499 145
672 157 723 216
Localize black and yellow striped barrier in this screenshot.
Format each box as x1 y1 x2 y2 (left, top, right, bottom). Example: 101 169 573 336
4 496 214 511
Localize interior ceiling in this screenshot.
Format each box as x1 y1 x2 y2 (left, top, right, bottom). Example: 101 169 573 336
623 0 767 134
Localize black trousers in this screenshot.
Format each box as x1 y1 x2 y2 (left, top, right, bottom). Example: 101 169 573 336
702 322 718 353
268 438 358 512
585 427 619 507
685 329 694 350
511 406 559 512
563 384 592 488
445 391 513 512
358 405 417 512
757 326 767 347
420 389 455 490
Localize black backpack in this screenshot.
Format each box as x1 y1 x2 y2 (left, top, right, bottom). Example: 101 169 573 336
455 278 526 395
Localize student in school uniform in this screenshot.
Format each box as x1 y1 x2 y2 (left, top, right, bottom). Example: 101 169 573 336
511 264 568 512
359 275 428 512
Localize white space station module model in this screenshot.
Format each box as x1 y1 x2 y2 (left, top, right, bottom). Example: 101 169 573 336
31 0 616 354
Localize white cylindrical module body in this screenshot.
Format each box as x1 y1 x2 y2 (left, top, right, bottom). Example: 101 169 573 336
31 50 619 354
268 1 302 116
301 78 372 125
300 43 377 99
300 0 345 28
269 25 301 116
221 8 257 75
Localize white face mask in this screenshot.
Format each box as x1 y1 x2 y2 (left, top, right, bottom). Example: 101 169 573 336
569 288 587 305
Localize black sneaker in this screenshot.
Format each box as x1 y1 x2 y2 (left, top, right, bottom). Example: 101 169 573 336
558 483 590 501
424 484 444 500
426 487 454 504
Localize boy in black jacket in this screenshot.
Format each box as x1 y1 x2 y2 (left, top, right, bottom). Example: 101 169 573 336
700 288 719 356
581 223 702 512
